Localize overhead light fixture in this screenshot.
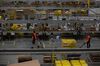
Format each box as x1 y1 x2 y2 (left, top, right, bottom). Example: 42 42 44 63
16 10 23 11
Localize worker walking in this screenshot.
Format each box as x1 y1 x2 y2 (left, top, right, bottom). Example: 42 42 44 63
32 31 37 44
85 34 91 48
50 33 55 42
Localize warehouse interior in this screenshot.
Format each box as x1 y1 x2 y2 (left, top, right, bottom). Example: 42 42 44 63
0 0 100 66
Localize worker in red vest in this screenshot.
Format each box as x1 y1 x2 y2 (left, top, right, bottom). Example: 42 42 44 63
32 31 37 44
85 34 91 48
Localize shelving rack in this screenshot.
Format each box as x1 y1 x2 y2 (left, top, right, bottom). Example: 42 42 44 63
0 0 100 38
0 1 100 32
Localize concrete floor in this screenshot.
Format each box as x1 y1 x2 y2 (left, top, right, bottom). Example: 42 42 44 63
0 38 100 65
0 37 100 49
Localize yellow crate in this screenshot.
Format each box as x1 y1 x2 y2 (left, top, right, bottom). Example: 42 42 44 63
55 60 62 66
0 16 2 19
11 24 22 30
54 10 62 16
55 60 61 64
80 60 88 66
70 60 81 66
80 60 86 63
81 64 88 66
56 64 62 66
61 60 71 66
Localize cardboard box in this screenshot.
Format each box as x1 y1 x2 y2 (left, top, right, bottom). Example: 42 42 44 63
8 60 40 66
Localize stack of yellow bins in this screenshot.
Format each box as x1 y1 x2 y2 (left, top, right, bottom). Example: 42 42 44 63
61 60 71 66
55 60 88 66
70 60 81 66
80 60 88 66
55 60 62 66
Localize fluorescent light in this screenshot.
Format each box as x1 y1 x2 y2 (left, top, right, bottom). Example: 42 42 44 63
16 10 23 11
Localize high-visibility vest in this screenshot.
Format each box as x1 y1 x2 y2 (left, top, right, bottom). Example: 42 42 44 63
86 35 91 42
32 33 37 40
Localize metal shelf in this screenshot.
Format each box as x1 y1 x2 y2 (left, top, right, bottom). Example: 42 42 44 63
0 6 99 10
0 7 88 10
2 15 100 24
2 20 99 24
2 30 76 33
2 30 100 33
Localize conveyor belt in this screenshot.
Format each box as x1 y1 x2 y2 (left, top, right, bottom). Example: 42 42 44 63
0 48 100 55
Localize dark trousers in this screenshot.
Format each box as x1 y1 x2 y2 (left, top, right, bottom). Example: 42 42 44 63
11 35 15 40
87 41 90 48
32 40 35 44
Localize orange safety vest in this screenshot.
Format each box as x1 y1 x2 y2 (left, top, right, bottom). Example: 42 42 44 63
86 35 91 43
32 33 37 40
